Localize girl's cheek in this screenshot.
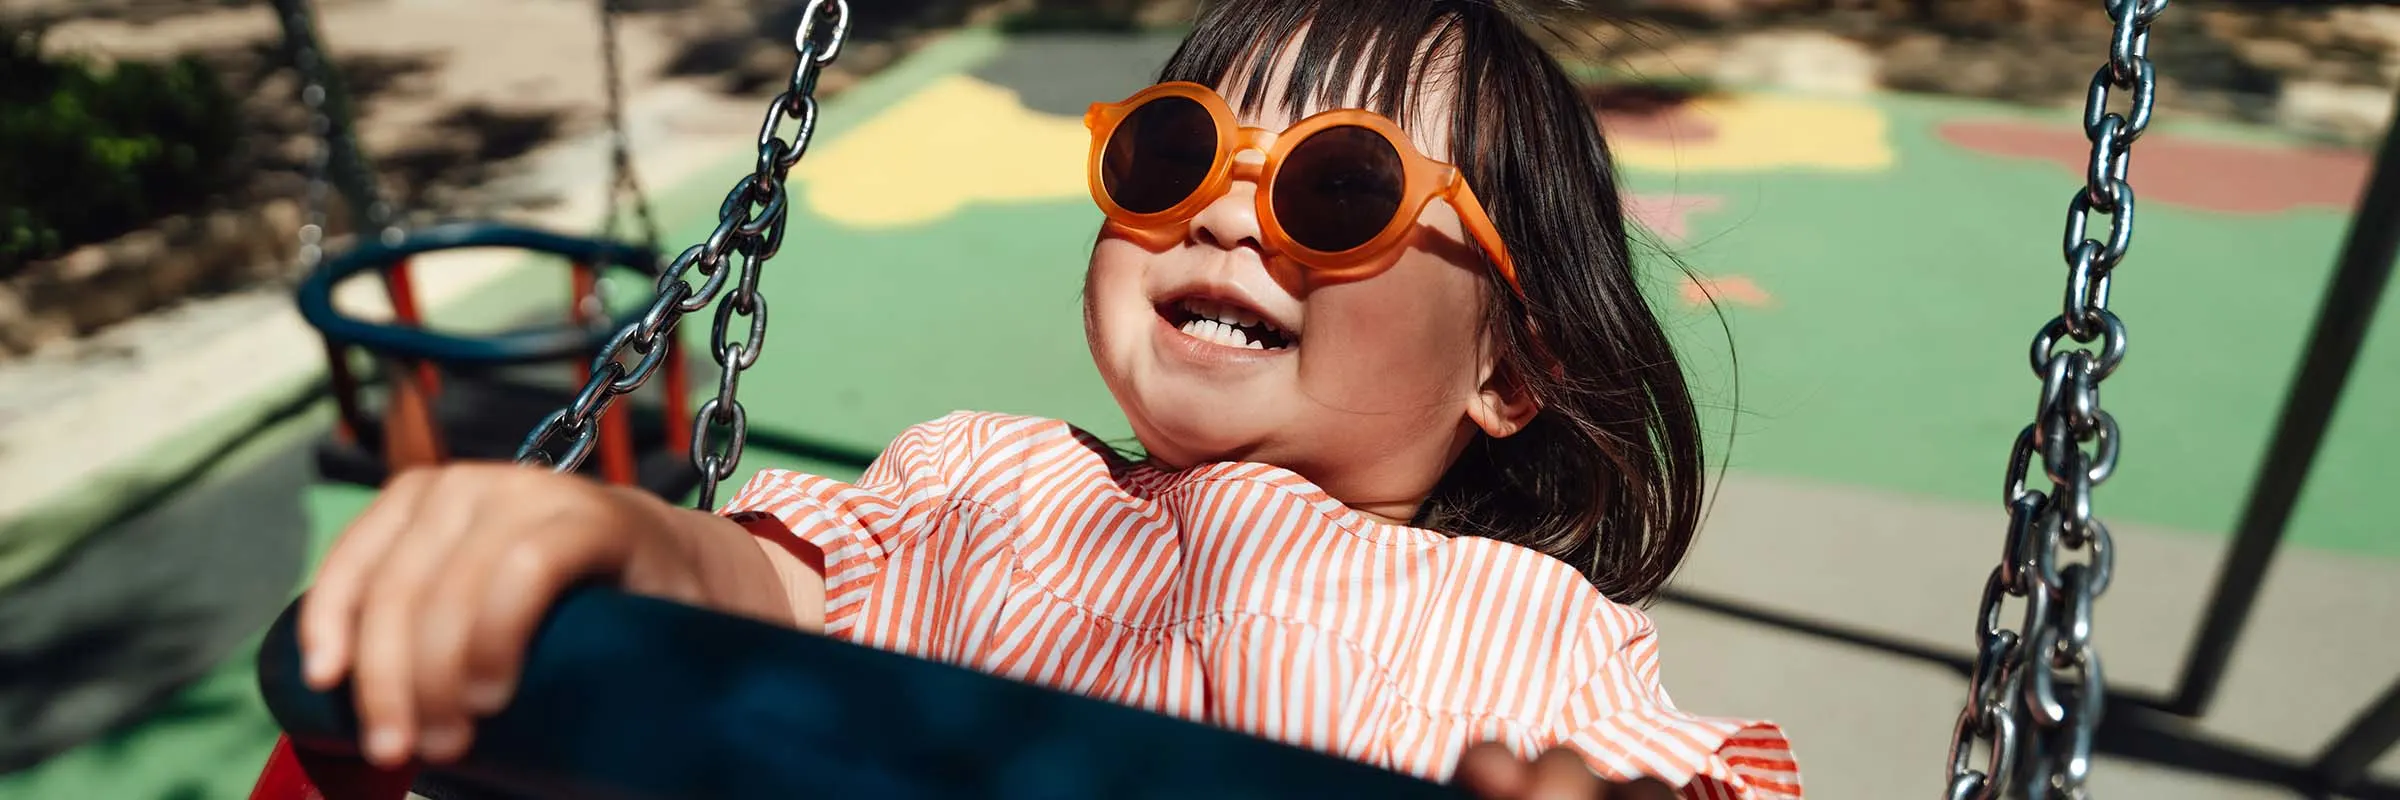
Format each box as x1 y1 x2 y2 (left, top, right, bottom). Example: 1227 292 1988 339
1303 306 1467 412
1089 237 1156 289
1309 261 1489 408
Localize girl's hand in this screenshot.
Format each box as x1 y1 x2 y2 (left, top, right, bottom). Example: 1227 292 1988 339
295 463 788 769
1455 742 1680 799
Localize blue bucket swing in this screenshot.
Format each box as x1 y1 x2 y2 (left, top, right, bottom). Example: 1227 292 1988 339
279 0 699 501
295 222 699 497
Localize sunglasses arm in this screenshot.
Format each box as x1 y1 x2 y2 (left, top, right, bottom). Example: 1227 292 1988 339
1444 179 1522 295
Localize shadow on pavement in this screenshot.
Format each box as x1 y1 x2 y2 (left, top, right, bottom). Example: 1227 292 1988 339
0 419 314 772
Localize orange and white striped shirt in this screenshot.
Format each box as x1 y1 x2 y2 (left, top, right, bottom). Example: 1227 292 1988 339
722 411 1800 798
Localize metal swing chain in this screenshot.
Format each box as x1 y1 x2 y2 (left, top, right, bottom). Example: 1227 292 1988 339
293 50 334 275
598 0 665 255
276 0 401 275
1946 0 2163 798
517 0 851 511
585 0 667 326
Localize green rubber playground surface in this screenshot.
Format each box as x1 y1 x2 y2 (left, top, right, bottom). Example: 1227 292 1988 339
6 25 2396 800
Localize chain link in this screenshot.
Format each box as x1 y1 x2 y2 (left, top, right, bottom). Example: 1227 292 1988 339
1947 0 2164 796
517 0 850 510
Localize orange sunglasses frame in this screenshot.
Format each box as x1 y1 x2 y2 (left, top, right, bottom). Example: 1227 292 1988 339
1083 82 1521 293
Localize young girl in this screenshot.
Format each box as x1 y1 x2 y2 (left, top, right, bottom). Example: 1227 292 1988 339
295 0 1801 797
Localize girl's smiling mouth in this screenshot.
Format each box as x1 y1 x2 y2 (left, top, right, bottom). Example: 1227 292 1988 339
1156 296 1297 350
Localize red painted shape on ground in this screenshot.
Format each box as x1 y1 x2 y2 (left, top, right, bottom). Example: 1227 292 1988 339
1937 120 2368 215
1627 193 1724 242
1683 275 1772 308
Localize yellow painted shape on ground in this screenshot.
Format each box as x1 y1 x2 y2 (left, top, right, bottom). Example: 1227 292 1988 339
1613 94 1892 173
796 74 1089 228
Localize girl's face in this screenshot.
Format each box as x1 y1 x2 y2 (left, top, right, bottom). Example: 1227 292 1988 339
1082 42 1533 522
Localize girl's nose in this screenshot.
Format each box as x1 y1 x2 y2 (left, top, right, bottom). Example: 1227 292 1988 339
1191 148 1268 254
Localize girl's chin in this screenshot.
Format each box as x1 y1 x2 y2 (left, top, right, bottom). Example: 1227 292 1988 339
1121 406 1270 468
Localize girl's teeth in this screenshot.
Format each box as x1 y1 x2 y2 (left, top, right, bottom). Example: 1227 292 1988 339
1181 299 1260 330
1171 297 1287 349
1179 318 1265 349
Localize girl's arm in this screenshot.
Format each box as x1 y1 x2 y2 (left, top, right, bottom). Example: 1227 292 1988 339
634 490 821 631
718 506 828 631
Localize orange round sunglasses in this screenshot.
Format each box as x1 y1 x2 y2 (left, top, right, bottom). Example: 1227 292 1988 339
1083 82 1521 294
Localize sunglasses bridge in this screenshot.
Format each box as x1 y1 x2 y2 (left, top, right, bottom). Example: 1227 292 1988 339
1220 127 1284 183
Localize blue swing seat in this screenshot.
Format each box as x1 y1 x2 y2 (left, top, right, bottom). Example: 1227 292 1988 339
254 587 1469 800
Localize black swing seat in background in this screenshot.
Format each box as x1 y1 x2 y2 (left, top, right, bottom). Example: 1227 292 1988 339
308 369 700 498
294 221 702 501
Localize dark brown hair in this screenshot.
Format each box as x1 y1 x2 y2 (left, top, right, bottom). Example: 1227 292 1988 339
1161 0 1712 604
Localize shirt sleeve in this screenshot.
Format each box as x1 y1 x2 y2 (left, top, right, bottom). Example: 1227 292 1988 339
1548 606 1803 799
713 413 976 636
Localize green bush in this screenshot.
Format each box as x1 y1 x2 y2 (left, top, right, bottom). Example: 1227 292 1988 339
0 26 242 274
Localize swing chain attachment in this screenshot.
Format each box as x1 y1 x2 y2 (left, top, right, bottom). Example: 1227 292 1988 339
1947 0 2162 797
516 0 852 510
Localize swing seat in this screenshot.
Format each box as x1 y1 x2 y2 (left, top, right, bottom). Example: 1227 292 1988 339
247 588 1468 800
296 222 700 500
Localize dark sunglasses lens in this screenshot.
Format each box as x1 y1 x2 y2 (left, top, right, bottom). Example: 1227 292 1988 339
1102 96 1217 215
1274 125 1404 253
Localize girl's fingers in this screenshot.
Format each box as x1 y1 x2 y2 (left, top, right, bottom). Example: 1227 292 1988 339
1454 741 1532 799
299 468 433 690
409 468 596 759
408 467 549 764
1524 747 1603 800
437 497 565 718
455 503 638 723
349 467 492 767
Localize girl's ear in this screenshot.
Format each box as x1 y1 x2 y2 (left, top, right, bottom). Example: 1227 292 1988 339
1467 358 1540 439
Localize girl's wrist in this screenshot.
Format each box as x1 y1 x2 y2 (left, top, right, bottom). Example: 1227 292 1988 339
616 486 803 629
737 519 828 633
685 506 802 629
677 503 829 632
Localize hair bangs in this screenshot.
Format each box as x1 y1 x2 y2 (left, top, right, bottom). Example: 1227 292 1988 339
1157 0 1473 132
